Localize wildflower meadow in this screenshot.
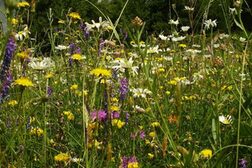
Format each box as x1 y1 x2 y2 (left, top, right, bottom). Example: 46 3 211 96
0 0 252 167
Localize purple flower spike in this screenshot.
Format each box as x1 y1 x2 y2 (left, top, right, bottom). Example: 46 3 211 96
119 77 128 101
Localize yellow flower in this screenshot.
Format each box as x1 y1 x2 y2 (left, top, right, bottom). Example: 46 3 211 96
149 131 156 138
127 162 139 168
54 152 70 162
110 105 120 111
148 153 154 159
68 12 81 20
71 53 84 61
8 100 18 106
151 122 160 127
179 44 187 48
83 89 88 96
70 84 78 90
199 149 212 159
30 127 44 137
17 1 30 8
90 68 112 78
14 77 33 87
168 80 177 85
94 139 102 149
58 19 65 24
11 18 18 25
63 111 75 121
17 51 29 60
112 119 125 129
45 72 54 79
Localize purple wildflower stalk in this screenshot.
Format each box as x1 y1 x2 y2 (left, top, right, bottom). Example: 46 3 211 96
0 36 16 82
98 38 105 57
119 77 129 101
239 158 248 168
0 71 13 103
80 23 90 39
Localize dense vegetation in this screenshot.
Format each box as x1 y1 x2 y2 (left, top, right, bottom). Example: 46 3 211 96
0 0 252 167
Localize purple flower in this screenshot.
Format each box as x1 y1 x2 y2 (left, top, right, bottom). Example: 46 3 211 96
0 71 12 103
120 156 138 168
239 158 247 168
80 23 90 39
119 77 128 101
90 110 107 122
111 111 120 119
139 130 145 139
47 86 53 96
98 38 105 57
0 36 16 82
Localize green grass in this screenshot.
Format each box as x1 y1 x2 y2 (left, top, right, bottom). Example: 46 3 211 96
0 1 252 168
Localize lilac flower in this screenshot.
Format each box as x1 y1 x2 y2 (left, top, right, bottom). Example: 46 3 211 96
239 158 247 168
139 130 145 139
90 110 107 122
0 36 16 82
119 77 129 101
47 86 53 96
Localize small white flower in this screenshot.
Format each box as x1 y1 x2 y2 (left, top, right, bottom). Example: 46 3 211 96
204 19 217 30
169 19 179 26
184 6 194 11
181 26 190 32
55 45 69 50
159 34 168 41
133 105 145 113
219 33 229 39
229 8 237 15
85 17 112 32
29 57 55 70
219 115 232 125
111 57 139 75
15 26 30 41
147 45 159 54
171 36 186 42
131 88 152 98
239 37 246 42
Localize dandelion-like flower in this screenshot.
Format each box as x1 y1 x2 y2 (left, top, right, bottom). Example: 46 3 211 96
90 68 112 78
14 77 34 87
68 12 81 20
199 149 212 159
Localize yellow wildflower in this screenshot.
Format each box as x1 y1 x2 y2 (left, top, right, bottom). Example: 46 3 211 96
148 153 154 159
63 111 75 121
11 18 18 25
45 72 54 79
199 149 212 159
151 122 160 127
71 53 84 61
54 152 70 162
17 51 29 60
83 89 88 96
149 131 156 138
70 84 78 90
112 119 125 129
90 68 112 78
17 1 30 8
110 105 120 111
68 12 81 20
14 77 33 87
94 139 102 149
179 44 187 48
30 127 44 137
58 19 65 24
128 162 139 168
8 100 18 106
